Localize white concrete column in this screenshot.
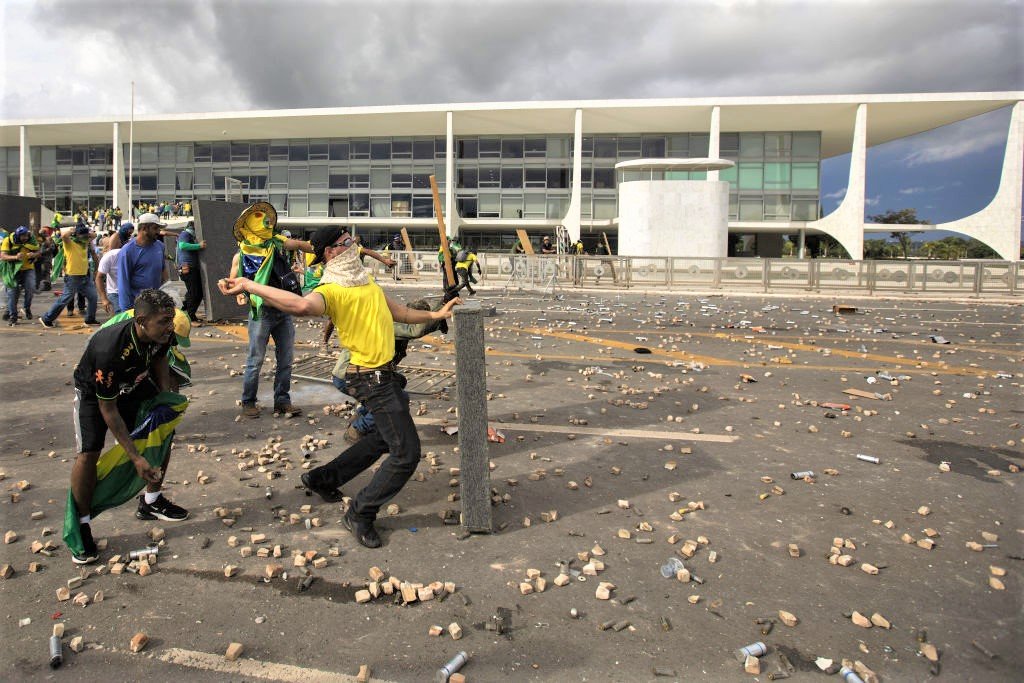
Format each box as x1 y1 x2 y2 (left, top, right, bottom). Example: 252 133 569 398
934 101 1023 261
112 122 130 212
797 229 806 259
563 108 584 242
809 103 866 260
707 106 721 181
19 126 34 197
445 111 458 238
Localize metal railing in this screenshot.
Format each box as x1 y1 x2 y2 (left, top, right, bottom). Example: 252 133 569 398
363 253 1021 296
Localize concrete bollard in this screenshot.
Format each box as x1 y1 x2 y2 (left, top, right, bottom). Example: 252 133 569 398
453 300 492 533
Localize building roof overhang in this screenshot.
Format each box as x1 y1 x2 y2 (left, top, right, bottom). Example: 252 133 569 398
2 92 1020 159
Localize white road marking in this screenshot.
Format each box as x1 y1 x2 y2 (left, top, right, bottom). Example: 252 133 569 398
417 417 738 443
155 647 398 683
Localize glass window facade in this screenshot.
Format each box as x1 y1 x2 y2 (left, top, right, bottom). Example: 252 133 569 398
2 128 819 221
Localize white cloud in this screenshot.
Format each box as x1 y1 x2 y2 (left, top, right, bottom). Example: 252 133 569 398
1 0 1021 120
823 188 847 200
865 195 882 207
899 186 928 195
902 129 1008 167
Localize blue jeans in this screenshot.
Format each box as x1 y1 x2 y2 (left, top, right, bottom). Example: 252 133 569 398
6 268 36 319
241 307 294 407
43 274 97 323
309 370 419 521
107 292 120 312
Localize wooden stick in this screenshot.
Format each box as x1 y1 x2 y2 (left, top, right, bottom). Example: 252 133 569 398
516 228 535 255
399 227 413 253
602 232 618 283
429 175 455 286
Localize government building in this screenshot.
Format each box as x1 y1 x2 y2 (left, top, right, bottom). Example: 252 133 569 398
1 92 1020 259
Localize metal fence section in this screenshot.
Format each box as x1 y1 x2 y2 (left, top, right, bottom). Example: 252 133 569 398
361 252 1020 296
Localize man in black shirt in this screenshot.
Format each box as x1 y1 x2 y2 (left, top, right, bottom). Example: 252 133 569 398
70 288 188 564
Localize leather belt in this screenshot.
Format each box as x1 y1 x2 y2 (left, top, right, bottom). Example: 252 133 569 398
345 360 396 375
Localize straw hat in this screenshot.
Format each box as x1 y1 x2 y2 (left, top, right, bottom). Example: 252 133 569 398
232 202 277 243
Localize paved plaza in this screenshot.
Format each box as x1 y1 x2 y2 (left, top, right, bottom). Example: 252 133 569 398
0 284 1020 681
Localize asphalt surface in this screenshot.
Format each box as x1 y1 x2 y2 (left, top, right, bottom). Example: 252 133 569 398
0 283 1021 682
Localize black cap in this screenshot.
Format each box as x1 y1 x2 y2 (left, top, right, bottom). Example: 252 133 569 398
309 226 346 265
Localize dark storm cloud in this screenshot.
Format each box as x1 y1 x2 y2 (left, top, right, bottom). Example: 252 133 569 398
18 0 1024 118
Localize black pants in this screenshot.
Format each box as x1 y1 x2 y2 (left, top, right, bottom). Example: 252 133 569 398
180 266 203 319
307 370 419 522
456 267 477 293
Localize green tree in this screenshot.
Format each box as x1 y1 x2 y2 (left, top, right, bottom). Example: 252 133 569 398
804 234 850 259
868 208 929 260
964 239 999 259
864 239 896 259
782 238 797 257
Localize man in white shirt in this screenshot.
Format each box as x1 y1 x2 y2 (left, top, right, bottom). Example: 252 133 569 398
96 247 121 313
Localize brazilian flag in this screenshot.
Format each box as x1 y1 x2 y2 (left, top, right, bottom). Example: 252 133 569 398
237 234 286 320
62 392 188 557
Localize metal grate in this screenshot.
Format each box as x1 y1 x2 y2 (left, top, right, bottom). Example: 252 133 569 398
292 355 456 396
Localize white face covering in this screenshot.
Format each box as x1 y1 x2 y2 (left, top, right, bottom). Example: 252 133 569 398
318 240 370 287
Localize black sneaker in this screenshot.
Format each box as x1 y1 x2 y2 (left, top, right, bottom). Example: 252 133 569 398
39 317 55 328
7 318 15 327
300 472 344 503
83 319 101 326
72 523 99 565
136 493 189 521
343 508 382 548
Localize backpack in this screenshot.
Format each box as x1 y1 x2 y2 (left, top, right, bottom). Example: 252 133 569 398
455 249 467 263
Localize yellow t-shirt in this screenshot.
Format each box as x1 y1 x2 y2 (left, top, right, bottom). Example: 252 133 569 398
314 282 395 368
63 236 90 276
1 235 38 272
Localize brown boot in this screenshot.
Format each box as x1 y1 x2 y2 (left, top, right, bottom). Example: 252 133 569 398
344 426 364 444
242 403 260 419
274 404 303 417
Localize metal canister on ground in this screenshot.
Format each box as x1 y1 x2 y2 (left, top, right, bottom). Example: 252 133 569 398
839 666 866 683
735 641 767 661
128 547 159 561
436 651 469 683
856 454 880 464
48 635 62 668
790 471 814 479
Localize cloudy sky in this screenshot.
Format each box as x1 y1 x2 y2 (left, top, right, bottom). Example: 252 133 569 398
2 0 1022 235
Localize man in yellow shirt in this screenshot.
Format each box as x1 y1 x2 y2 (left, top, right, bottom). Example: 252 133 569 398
218 226 459 548
454 243 481 295
1 227 40 325
40 225 100 327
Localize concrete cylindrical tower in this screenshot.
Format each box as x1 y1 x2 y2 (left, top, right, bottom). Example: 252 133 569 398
617 179 730 258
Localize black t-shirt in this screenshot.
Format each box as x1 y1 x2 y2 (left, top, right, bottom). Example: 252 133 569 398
73 319 172 401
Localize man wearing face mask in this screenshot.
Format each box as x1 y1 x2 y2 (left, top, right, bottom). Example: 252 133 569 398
218 227 460 548
67 288 189 565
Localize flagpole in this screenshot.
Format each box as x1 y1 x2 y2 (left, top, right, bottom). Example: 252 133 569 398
128 81 134 219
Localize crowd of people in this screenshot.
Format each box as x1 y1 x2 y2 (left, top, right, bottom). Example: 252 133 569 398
3 205 604 560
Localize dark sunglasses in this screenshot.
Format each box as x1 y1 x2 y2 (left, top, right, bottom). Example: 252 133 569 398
329 236 354 249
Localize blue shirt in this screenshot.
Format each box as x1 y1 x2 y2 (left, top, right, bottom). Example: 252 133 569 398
117 238 165 311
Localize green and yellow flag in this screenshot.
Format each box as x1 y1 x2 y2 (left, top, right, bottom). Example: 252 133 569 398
62 392 188 556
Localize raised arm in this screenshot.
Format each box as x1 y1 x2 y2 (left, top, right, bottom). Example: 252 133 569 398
362 247 396 268
282 238 313 253
385 295 460 324
218 276 326 317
